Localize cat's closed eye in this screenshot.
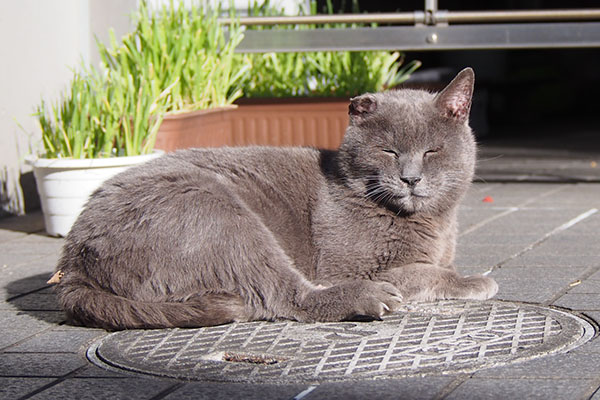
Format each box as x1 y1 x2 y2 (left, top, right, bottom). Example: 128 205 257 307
424 149 440 158
382 149 399 157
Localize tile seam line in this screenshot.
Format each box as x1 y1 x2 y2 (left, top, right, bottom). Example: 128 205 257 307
0 321 69 352
493 208 599 272
544 265 600 307
291 385 318 400
15 365 88 400
6 284 53 302
581 376 600 400
435 374 473 400
459 184 569 237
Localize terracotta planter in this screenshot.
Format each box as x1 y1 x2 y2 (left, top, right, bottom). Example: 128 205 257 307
229 98 349 150
154 106 237 152
153 99 350 151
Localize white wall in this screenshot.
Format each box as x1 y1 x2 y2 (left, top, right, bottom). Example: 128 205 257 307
0 0 303 216
0 0 135 216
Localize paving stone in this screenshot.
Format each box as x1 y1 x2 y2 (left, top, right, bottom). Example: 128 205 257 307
494 292 557 304
0 310 64 350
457 233 542 247
582 310 600 325
305 377 455 400
459 210 575 238
557 213 600 236
7 329 107 354
587 268 600 280
455 266 494 276
454 243 526 268
28 377 175 400
473 351 600 379
2 275 52 299
528 235 600 257
457 208 509 234
591 386 600 400
163 382 308 400
0 229 28 244
568 280 600 294
0 212 45 234
0 377 55 399
490 266 587 301
495 208 589 234
553 294 600 311
446 377 594 400
503 253 600 268
532 184 600 208
574 334 600 354
0 236 62 270
0 262 57 296
0 353 86 377
462 184 568 208
2 292 62 311
73 364 135 378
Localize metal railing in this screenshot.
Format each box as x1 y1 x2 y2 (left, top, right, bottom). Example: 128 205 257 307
221 9 600 27
220 1 600 52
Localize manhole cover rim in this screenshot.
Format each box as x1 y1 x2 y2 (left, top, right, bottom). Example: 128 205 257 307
86 300 596 384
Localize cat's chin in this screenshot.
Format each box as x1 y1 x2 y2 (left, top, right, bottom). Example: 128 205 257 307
384 193 428 215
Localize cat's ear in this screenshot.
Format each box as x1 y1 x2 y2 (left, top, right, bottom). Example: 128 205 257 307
349 94 377 123
434 67 474 123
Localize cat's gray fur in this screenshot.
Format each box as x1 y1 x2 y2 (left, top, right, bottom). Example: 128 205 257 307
54 68 498 330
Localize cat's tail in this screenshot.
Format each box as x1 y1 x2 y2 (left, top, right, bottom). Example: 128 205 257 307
55 280 248 330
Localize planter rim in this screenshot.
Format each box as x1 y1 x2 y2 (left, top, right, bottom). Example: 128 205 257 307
25 150 164 169
164 105 238 120
235 96 350 106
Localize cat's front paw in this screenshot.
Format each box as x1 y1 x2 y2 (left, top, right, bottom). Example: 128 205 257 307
345 281 404 321
459 275 498 300
302 280 403 322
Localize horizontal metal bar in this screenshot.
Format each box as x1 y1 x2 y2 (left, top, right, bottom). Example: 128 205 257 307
221 9 600 26
235 22 600 52
448 9 600 24
221 12 417 26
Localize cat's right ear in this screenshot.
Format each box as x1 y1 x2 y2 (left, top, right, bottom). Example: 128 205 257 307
349 94 377 124
434 67 475 123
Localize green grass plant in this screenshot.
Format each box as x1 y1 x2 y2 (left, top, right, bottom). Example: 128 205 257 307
99 0 250 113
36 0 250 159
34 0 419 159
36 67 173 159
242 0 421 98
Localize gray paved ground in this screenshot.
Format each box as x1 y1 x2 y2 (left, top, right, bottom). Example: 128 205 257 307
1 182 599 399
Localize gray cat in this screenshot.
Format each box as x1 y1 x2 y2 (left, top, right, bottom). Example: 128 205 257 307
53 67 497 330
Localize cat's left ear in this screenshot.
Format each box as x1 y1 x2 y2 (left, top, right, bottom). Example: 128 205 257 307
349 94 377 124
434 67 474 123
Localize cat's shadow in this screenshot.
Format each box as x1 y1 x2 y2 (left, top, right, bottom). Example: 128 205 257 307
4 273 67 325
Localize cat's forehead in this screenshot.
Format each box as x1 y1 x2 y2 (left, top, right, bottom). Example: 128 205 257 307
368 89 466 147
373 89 439 133
377 89 436 111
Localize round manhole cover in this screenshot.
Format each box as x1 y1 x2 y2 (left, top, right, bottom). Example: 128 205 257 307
87 300 595 383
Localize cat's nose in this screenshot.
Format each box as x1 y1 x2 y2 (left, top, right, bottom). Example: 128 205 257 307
400 176 422 187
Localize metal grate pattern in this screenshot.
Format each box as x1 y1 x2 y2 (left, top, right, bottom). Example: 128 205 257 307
89 300 594 383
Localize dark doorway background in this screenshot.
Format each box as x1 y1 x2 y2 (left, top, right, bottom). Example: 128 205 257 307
315 0 599 141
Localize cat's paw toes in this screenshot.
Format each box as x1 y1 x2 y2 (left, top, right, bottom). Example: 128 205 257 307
347 281 403 320
461 275 498 300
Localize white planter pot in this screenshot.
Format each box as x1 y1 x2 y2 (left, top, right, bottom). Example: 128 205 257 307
26 151 163 237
